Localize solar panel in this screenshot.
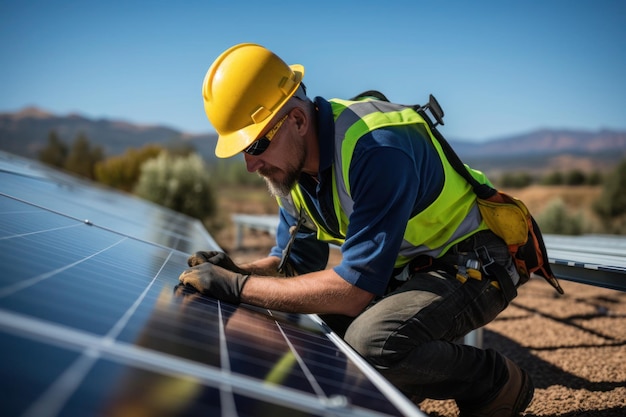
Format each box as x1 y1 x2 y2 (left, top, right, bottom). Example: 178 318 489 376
0 151 425 417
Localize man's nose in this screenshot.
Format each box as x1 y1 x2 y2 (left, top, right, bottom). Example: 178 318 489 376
244 153 263 173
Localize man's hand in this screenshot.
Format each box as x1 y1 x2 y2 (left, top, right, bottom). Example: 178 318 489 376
187 251 249 274
179 263 250 304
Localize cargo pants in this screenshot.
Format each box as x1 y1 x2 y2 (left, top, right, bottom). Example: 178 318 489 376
341 230 519 408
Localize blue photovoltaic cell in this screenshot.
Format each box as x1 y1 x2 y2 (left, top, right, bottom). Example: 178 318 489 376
0 151 424 417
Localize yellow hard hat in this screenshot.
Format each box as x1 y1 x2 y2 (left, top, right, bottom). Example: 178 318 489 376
202 43 305 158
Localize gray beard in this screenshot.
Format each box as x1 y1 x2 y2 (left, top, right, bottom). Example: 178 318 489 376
259 159 305 198
258 140 306 198
263 172 297 198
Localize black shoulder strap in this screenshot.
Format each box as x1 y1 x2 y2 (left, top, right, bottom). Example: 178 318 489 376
413 95 497 200
350 91 495 198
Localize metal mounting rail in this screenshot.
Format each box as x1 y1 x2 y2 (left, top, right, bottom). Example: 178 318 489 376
232 214 279 249
544 234 626 292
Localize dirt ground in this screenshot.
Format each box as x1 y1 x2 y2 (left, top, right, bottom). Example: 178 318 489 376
419 278 626 417
218 227 626 417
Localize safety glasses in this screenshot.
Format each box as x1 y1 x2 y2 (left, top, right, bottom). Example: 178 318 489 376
243 113 289 156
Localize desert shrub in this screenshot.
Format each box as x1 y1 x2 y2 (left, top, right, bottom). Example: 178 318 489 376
95 144 164 192
536 198 584 235
541 171 564 185
586 170 603 185
134 152 216 221
499 172 534 188
209 159 265 187
593 159 626 233
564 169 586 186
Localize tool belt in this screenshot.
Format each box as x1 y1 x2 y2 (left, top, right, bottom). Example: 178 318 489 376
388 192 563 301
399 236 519 304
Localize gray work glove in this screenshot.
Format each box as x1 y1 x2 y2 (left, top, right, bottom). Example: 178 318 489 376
187 250 249 274
179 262 250 304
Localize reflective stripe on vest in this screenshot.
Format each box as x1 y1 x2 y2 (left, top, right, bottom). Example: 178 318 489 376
279 98 489 267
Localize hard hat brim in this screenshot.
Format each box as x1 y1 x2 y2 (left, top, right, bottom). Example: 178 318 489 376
215 64 304 158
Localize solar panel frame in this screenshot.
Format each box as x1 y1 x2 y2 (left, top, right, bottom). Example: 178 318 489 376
0 151 425 417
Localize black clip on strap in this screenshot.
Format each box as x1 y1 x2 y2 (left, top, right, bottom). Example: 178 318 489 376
475 246 517 304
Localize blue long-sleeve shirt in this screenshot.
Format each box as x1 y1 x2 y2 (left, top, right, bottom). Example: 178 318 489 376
269 97 445 295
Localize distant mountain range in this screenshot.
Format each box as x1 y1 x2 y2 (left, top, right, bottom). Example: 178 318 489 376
2 107 625 176
0 106 211 160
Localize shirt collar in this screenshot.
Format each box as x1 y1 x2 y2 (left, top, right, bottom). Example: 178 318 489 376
314 96 335 174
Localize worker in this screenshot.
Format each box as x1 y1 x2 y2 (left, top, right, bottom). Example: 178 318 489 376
179 43 534 416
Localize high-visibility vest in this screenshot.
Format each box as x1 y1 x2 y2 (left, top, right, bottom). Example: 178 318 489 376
279 97 490 268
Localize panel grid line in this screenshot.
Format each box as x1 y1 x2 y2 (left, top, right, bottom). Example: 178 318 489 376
0 310 393 417
218 301 239 417
103 250 175 344
0 237 128 298
275 319 328 399
0 191 96 228
0 191 194 257
22 351 100 417
307 314 424 417
0 222 82 241
18 249 175 417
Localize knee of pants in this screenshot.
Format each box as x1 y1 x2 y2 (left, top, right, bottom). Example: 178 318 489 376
343 310 416 368
343 314 385 364
343 290 438 367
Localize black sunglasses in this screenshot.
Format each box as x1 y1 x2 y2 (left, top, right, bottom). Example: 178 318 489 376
244 113 289 156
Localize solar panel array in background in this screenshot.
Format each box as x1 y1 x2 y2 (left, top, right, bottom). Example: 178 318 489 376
0 151 424 417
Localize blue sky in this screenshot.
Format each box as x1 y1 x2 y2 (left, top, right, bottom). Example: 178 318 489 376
1 0 625 142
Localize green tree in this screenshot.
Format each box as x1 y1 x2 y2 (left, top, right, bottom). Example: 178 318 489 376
593 158 626 233
564 169 586 186
586 170 603 186
64 133 104 179
95 144 164 192
134 152 216 221
499 172 533 188
38 130 68 168
541 171 564 186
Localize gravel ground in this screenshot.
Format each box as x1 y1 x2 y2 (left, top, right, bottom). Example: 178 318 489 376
225 231 626 417
419 278 626 417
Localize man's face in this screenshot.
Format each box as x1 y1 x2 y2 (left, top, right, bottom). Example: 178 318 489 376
243 111 306 197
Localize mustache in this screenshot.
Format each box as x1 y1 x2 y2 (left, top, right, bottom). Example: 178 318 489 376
257 166 280 178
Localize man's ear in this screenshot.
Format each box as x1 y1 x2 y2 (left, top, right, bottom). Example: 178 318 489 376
291 107 308 133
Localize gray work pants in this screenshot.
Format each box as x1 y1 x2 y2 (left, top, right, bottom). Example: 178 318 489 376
342 230 517 408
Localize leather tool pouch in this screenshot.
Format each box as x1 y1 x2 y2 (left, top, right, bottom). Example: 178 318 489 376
477 190 563 293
